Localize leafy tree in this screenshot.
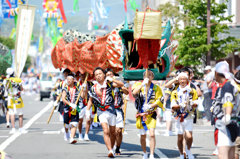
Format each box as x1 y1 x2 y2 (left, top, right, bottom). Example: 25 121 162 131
171 0 240 73
158 2 188 33
0 36 15 49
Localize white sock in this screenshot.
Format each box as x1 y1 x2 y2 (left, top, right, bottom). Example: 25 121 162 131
85 134 88 137
109 149 113 154
7 122 10 125
149 154 154 158
12 128 16 130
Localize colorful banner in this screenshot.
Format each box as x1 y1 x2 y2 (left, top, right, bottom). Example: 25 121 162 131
2 0 17 18
14 4 35 77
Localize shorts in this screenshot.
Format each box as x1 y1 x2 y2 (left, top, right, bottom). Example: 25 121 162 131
63 106 79 127
139 128 154 135
164 109 172 121
98 111 116 126
4 100 8 109
235 136 240 154
79 107 95 119
218 129 235 147
175 118 193 134
9 108 23 115
116 109 124 128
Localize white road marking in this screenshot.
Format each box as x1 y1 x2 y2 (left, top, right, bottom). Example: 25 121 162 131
0 136 9 138
43 131 60 134
137 134 169 159
125 119 130 124
0 101 53 151
34 97 40 101
35 122 63 124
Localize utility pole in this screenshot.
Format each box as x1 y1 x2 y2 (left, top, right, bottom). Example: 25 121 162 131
207 0 211 65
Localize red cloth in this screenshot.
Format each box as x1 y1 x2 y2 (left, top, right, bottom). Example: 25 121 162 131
211 81 218 99
137 39 160 68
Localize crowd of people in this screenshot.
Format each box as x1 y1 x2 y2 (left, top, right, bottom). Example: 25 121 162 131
1 61 240 159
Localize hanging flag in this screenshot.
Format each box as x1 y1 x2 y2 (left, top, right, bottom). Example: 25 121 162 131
91 0 98 22
14 4 35 77
129 0 139 11
58 0 67 23
124 0 128 12
87 10 93 30
96 0 108 19
101 7 110 29
73 0 79 12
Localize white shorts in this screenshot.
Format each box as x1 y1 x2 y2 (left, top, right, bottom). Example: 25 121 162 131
164 109 172 121
9 108 23 115
218 129 235 147
116 110 124 128
175 118 193 134
79 107 95 119
98 111 116 126
70 121 78 127
139 128 155 135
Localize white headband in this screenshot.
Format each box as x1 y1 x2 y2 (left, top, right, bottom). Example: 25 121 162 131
67 75 74 79
235 78 240 83
177 72 188 80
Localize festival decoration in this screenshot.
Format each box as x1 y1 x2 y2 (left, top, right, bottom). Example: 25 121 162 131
0 43 12 75
129 0 139 11
119 18 177 80
88 10 93 30
43 0 58 14
90 0 108 23
73 0 79 12
43 0 65 47
14 4 35 78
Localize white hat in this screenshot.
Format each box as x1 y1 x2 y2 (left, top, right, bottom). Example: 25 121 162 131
204 65 211 70
177 72 188 80
6 68 14 76
215 61 231 79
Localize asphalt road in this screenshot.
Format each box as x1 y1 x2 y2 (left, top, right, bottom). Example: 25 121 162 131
0 94 217 159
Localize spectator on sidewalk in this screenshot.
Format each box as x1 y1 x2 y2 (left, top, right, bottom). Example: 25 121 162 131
202 66 214 122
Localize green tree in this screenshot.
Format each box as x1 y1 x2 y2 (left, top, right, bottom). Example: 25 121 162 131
174 0 240 73
0 36 15 49
158 2 188 33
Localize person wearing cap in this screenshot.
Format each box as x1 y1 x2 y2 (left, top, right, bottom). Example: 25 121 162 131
86 67 124 158
5 68 28 134
171 72 198 159
105 68 129 155
212 61 239 159
62 73 87 144
202 65 214 122
132 70 164 159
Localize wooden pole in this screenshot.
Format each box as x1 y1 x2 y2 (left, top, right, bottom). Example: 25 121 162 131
122 81 129 133
75 73 89 105
47 83 66 123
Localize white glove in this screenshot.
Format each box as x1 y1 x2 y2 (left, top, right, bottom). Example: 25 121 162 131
54 101 58 107
70 103 77 109
142 78 149 86
82 83 87 91
86 110 90 120
222 114 231 125
106 76 113 82
143 104 151 112
124 83 129 88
